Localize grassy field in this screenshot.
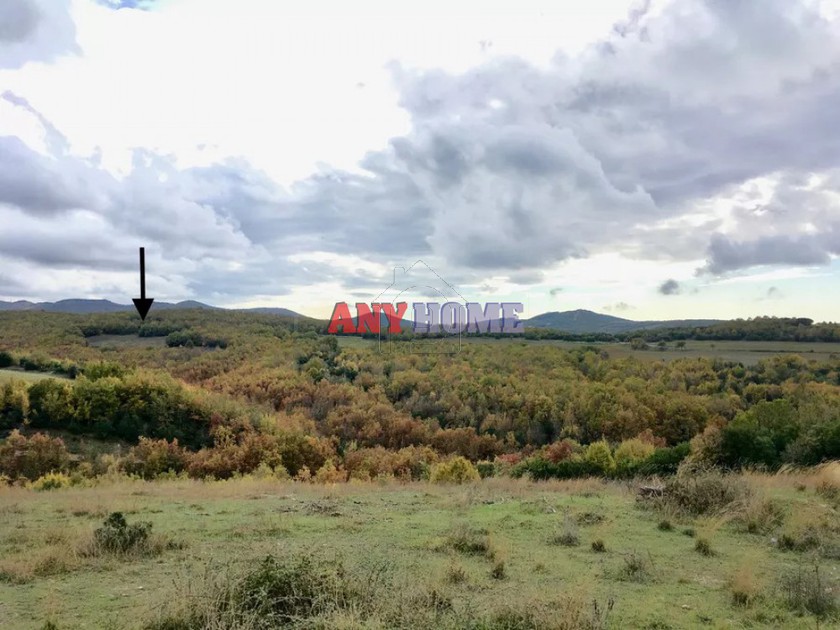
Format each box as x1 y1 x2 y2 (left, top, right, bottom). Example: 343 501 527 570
336 336 840 365
0 471 837 629
0 368 70 384
85 335 168 349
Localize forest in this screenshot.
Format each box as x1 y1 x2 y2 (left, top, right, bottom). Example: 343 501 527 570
1 309 839 486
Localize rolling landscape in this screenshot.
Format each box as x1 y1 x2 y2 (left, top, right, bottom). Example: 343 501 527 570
3 0 840 628
0 307 839 629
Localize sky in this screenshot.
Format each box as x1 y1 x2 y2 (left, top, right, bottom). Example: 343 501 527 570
1 0 840 322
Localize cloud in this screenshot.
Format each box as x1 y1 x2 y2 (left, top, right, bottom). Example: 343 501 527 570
4 0 840 306
604 301 633 312
507 270 544 285
0 0 79 69
549 287 563 297
659 279 681 295
702 232 833 274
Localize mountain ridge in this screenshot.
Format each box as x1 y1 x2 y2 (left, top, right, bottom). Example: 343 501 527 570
0 299 305 319
524 309 720 334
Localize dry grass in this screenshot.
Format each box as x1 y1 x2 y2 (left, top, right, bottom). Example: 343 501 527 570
729 558 763 607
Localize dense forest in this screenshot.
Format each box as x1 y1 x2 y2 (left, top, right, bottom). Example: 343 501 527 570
1 310 839 485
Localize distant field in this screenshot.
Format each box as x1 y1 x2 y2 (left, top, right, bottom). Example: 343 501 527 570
0 368 69 384
337 336 840 364
0 474 836 629
85 334 168 349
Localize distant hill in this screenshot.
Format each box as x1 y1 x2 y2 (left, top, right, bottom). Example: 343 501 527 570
524 309 720 334
238 307 306 318
0 299 305 318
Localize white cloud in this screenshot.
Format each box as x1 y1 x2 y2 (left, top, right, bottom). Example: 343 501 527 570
2 0 840 321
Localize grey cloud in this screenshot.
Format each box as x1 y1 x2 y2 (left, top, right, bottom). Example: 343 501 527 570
659 279 681 295
508 270 544 285
5 0 840 301
0 272 26 295
0 0 40 43
0 0 78 69
703 233 832 274
0 136 110 214
605 302 633 312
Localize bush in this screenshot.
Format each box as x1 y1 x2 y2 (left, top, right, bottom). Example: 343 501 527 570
591 539 606 553
0 380 29 429
780 564 838 618
429 456 480 484
444 524 495 558
122 438 188 479
730 564 761 607
0 430 70 481
550 515 580 547
614 438 655 467
476 460 496 479
0 350 14 368
89 512 153 555
234 555 336 622
619 551 651 583
583 440 615 476
344 445 437 481
660 471 751 516
31 471 72 491
490 560 506 580
694 537 714 556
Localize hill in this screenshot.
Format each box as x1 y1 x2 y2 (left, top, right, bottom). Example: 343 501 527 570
525 309 720 334
0 299 304 318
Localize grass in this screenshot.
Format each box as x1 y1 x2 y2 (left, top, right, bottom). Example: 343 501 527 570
85 335 168 349
335 337 840 365
0 474 837 628
0 368 70 384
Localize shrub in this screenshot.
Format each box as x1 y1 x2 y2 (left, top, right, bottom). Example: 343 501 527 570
730 563 761 607
620 551 651 583
551 515 580 547
543 439 579 463
490 560 506 580
779 564 838 618
591 539 606 553
614 438 655 467
344 445 437 481
429 456 480 484
737 496 786 534
476 460 496 479
445 562 467 584
88 512 153 555
583 440 615 476
0 380 29 429
0 430 71 481
122 438 188 479
694 537 714 556
444 524 495 559
0 350 14 368
637 442 691 475
31 472 72 491
234 555 335 622
661 471 751 516
313 460 346 484
657 520 673 531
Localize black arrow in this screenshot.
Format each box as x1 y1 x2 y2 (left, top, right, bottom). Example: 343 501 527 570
132 247 154 320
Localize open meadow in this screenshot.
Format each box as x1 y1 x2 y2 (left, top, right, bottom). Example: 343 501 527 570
0 468 838 630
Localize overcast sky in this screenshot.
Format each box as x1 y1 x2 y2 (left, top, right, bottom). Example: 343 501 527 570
2 0 840 321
